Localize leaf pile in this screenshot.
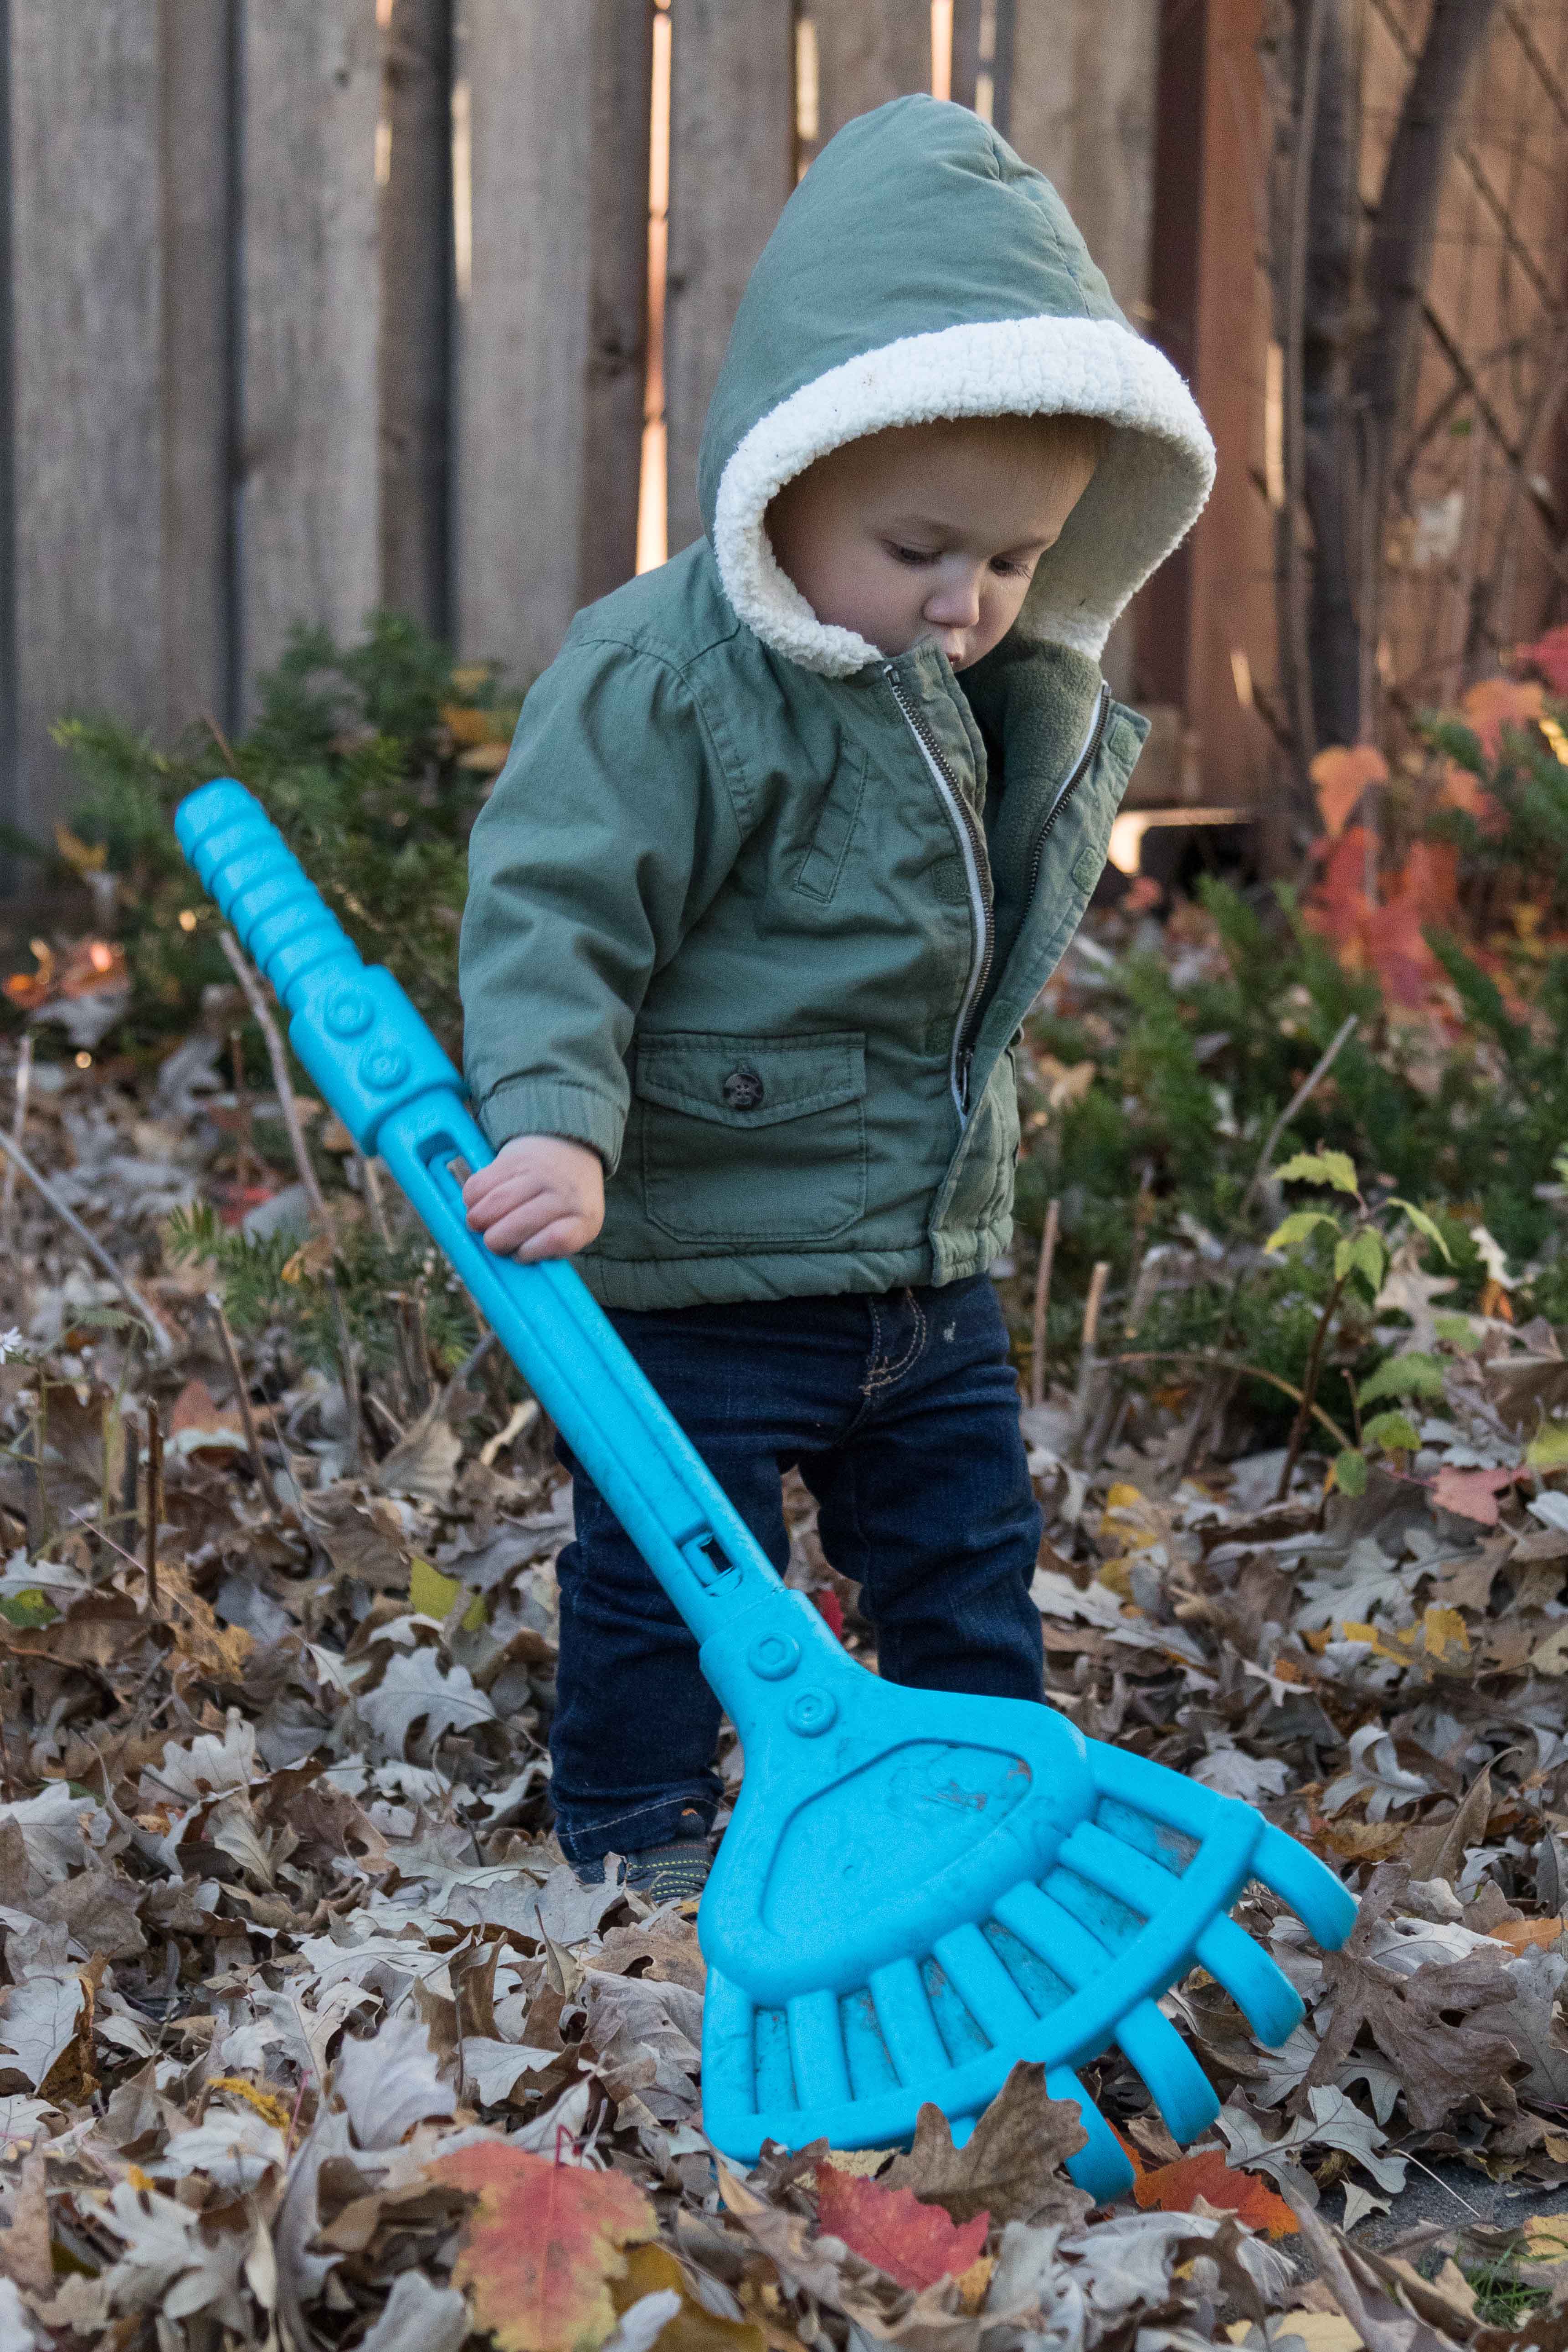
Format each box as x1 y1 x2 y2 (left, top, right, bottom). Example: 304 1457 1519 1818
11 641 1568 2343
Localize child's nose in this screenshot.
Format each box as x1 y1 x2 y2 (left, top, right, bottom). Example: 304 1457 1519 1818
923 570 983 629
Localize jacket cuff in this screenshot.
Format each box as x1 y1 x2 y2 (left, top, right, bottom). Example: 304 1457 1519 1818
474 1077 626 1173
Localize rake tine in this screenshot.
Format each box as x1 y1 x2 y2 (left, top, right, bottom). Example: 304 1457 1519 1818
1194 1913 1305 2046
1255 1823 1358 1948
1045 2067 1137 2203
992 1881 1214 2138
703 1971 760 2115
869 1956 951 2085
933 1922 1036 2040
1063 1822 1314 2045
788 1987 852 2108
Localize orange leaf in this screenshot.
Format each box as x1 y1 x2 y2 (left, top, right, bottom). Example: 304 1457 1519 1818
426 2144 657 2352
1515 623 1568 697
814 2163 989 2290
1310 745 1388 840
1133 2147 1297 2239
1489 1917 1566 1955
1438 760 1504 833
166 1378 247 1455
1461 676 1542 762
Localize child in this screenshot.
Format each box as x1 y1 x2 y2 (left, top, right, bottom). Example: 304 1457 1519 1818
459 96 1213 1899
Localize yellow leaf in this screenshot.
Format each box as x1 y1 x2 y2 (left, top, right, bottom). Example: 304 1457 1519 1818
280 1231 337 1286
459 741 511 774
54 822 107 874
410 1554 485 1633
1525 2213 1568 2262
1420 1605 1470 1661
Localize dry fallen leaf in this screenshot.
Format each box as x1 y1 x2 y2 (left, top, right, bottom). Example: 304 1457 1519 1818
814 2162 988 2290
1132 2146 1297 2239
884 2061 1091 2229
426 2144 657 2352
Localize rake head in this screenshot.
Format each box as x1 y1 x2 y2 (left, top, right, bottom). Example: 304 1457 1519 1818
697 1640 1354 2204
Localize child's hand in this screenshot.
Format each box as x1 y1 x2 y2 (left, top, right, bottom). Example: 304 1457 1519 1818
463 1136 605 1261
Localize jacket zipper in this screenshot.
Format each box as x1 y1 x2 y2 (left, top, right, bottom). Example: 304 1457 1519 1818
1023 681 1111 910
884 664 993 1119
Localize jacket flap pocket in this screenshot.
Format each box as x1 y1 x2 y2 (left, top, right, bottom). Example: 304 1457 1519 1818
634 1031 866 1130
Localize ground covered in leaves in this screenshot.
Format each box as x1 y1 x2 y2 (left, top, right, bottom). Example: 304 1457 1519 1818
12 902 1568 2352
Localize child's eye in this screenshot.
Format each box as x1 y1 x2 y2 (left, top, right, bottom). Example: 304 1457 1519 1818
886 543 939 567
990 556 1034 579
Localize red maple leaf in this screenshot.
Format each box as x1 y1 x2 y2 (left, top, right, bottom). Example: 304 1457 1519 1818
814 1589 845 1640
425 2144 657 2352
815 2163 988 2289
1515 623 1568 698
1133 2146 1297 2239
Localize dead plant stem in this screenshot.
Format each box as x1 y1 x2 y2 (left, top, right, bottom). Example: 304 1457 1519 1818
207 1292 282 1511
144 1401 163 1616
1276 1269 1351 1499
1028 1197 1060 1410
0 1030 33 1253
0 1124 176 1356
218 930 329 1227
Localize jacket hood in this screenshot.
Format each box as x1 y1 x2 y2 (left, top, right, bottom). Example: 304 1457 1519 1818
698 95 1213 677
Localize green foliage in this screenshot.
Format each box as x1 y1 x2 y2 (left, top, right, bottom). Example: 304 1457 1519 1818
47 612 510 1056
165 1199 478 1390
1358 1353 1446 1406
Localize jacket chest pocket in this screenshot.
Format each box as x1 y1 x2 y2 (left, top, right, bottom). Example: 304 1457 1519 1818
634 1030 867 1245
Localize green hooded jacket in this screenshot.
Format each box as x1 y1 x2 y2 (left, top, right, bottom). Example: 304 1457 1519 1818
460 96 1212 1311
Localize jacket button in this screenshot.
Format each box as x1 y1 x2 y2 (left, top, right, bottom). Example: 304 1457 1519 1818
722 1065 765 1110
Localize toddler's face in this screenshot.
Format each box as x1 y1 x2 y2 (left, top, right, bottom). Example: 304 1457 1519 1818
765 414 1100 672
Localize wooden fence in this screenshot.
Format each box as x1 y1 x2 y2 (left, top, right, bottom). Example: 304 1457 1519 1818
0 0 1162 847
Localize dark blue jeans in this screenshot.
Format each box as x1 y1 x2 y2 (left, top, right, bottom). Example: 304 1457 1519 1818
549 1275 1044 1866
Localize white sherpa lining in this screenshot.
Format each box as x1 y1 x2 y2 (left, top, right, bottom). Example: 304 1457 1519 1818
711 315 1215 676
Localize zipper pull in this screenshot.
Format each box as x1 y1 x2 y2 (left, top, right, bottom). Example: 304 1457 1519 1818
957 1047 973 1114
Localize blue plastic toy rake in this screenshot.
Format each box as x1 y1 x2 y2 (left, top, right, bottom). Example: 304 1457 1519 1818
175 779 1355 2203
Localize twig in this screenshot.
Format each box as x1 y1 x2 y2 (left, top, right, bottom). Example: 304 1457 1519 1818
144 1401 163 1617
438 1328 498 1422
1028 1198 1059 1411
206 1292 281 1511
202 711 240 771
0 1124 176 1357
1106 1348 1352 1453
1277 1270 1352 1499
218 930 329 1228
327 1278 364 1477
1068 1261 1111 1456
1180 1010 1362 1472
1238 1011 1360 1219
0 1030 33 1251
219 930 360 1471
357 1150 393 1246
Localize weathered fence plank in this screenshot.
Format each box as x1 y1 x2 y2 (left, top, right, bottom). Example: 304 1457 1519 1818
579 2 653 608
160 0 236 737
459 3 649 684
810 1 931 148
10 0 162 840
663 0 795 557
1009 0 1159 319
242 0 381 697
380 0 453 641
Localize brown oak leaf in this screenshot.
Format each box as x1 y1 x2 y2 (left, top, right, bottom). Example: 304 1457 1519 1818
1301 1863 1520 2131
884 2061 1091 2229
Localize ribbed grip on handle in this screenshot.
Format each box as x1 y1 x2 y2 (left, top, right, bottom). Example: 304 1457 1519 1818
175 778 360 1009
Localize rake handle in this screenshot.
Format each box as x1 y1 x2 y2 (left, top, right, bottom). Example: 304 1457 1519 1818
175 779 820 1658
